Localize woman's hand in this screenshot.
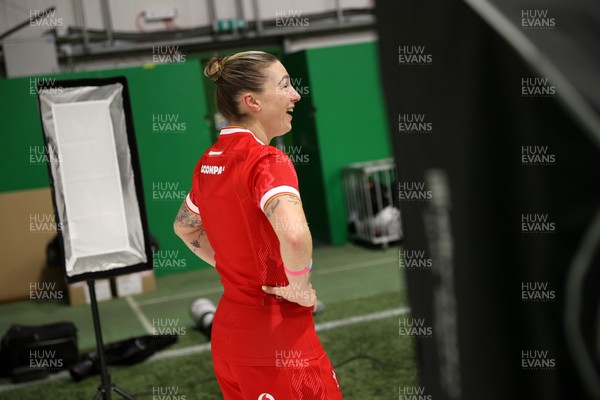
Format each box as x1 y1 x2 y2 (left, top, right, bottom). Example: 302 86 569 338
262 283 317 310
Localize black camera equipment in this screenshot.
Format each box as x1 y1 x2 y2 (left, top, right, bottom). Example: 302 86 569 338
69 335 177 382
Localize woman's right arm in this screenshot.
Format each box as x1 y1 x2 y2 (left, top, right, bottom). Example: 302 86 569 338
261 193 317 308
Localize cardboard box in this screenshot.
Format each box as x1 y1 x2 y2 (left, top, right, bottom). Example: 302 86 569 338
0 188 58 303
111 270 156 298
67 279 112 305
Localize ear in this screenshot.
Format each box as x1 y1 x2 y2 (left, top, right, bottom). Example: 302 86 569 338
240 93 261 113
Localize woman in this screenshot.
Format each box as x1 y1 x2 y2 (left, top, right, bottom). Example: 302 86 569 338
174 51 343 400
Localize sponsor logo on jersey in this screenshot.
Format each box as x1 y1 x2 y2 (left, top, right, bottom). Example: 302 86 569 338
258 393 275 400
200 164 225 175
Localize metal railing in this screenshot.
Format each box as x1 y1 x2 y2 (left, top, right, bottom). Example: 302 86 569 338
342 158 402 248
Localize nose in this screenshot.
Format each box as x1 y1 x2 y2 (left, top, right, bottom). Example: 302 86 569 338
291 86 301 102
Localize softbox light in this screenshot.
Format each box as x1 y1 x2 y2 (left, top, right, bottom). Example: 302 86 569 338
36 77 152 283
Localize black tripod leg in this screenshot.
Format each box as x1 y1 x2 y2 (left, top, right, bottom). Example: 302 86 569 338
93 387 106 400
112 384 135 400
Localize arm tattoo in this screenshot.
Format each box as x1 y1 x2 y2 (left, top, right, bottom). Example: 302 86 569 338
266 199 281 218
190 225 206 249
175 201 201 228
284 194 300 205
265 194 301 218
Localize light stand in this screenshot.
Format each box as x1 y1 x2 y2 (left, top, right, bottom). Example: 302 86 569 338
36 77 153 400
87 280 135 400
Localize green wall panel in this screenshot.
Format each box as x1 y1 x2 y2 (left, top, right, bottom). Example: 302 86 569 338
306 42 393 245
283 50 331 245
1 76 54 192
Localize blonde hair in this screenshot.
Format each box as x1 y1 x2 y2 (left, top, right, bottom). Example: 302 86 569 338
204 51 279 122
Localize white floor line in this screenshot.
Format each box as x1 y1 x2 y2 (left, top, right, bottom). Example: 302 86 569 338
147 342 212 361
136 256 397 307
315 307 410 331
125 296 154 335
136 286 223 307
0 370 70 393
312 257 398 276
0 306 410 393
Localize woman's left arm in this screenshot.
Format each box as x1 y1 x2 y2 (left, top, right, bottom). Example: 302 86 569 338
173 200 216 268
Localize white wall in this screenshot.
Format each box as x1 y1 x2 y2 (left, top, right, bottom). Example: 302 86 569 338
0 0 373 39
0 0 75 39
0 0 374 74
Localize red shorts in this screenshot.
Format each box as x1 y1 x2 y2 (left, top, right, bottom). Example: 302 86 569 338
212 351 343 400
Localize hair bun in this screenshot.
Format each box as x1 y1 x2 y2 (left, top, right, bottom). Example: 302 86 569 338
204 56 228 82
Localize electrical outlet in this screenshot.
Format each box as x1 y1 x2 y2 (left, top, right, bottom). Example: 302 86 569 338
144 8 175 22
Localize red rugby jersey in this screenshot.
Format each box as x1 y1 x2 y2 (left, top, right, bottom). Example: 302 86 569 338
186 126 324 365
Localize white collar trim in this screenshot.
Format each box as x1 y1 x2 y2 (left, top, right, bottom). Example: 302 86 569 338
219 127 265 145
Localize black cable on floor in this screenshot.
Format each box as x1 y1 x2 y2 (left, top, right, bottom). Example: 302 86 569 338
333 354 412 370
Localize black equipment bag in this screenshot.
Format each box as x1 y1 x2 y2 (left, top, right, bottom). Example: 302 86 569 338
0 322 78 382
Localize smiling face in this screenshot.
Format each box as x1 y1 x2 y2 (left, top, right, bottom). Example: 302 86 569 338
249 61 301 138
